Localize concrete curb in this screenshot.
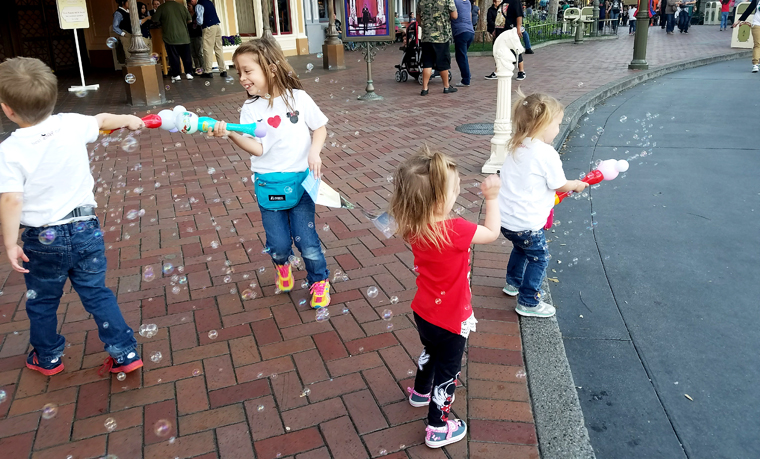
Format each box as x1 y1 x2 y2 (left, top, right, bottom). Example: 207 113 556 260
522 49 750 459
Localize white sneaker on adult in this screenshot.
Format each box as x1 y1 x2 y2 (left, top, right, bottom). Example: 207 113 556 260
753 65 759 73
515 301 556 318
185 73 194 80
171 76 180 83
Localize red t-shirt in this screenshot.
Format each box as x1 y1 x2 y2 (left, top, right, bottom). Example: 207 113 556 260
721 1 730 12
411 218 478 335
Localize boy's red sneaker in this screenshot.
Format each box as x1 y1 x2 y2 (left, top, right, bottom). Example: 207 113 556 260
26 350 64 376
98 351 143 376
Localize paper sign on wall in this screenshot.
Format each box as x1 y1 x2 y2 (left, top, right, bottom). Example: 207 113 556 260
57 0 89 30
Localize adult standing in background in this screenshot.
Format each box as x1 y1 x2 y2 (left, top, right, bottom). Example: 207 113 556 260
452 0 475 87
112 0 151 61
151 0 195 82
417 0 459 95
188 2 204 73
665 0 678 34
149 0 161 16
190 0 228 78
485 0 525 81
733 0 760 72
609 0 621 32
472 1 480 30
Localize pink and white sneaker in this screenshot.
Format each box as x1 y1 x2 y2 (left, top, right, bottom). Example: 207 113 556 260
425 419 467 448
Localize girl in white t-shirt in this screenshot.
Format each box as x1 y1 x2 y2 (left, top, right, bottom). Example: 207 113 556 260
209 39 331 309
498 92 588 318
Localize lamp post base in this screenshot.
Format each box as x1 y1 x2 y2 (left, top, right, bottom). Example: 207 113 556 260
123 64 165 106
628 60 649 70
322 44 346 70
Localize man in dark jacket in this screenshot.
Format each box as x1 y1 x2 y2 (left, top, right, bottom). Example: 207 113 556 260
189 0 228 78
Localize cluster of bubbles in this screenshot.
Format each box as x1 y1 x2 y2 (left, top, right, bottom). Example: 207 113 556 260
316 308 330 322
139 323 158 338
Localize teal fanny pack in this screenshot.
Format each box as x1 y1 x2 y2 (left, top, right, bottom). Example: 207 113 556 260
254 170 310 210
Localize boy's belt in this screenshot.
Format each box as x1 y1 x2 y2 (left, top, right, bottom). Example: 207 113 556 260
61 206 96 220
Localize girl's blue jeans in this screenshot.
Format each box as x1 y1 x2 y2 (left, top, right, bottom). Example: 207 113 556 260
21 219 137 364
721 11 729 29
501 228 550 307
259 192 329 284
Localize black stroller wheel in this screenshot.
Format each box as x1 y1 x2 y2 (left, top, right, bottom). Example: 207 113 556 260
401 70 408 82
395 70 402 82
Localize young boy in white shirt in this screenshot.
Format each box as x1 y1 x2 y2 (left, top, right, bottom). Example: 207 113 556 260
0 57 145 376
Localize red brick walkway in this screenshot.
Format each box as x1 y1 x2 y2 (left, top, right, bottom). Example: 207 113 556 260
0 26 741 459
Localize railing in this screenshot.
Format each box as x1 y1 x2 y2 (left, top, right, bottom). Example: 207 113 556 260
454 18 618 54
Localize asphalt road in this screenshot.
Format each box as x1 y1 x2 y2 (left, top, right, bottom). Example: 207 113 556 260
551 59 760 459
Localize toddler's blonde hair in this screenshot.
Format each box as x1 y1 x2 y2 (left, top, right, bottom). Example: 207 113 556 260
508 90 564 152
389 145 458 251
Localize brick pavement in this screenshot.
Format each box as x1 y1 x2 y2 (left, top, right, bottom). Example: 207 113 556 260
0 26 739 458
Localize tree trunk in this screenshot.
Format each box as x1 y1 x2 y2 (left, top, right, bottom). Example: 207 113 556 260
548 0 560 21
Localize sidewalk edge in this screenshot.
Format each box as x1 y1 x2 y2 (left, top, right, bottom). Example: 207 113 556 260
522 49 750 459
554 49 752 151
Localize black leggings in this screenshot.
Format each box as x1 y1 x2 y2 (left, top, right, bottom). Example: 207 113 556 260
413 313 466 428
165 43 192 78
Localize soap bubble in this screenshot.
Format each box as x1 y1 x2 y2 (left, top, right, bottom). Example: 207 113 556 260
355 131 360 136
284 186 293 194
150 351 162 363
208 330 218 339
317 52 323 58
342 306 350 314
205 81 210 86
106 37 118 48
103 322 109 329
322 224 330 231
208 167 216 174
241 289 256 300
162 263 174 275
26 290 38 300
367 286 379 298
257 404 265 411
41 403 58 419
126 209 141 220
178 276 187 284
306 63 314 71
435 298 442 304
38 229 56 245
171 286 180 294
154 419 171 437
104 417 117 431
386 323 394 331
74 89 87 98
0 389 6 404
124 74 136 84
315 77 320 82
619 116 627 123
121 136 138 152
116 371 127 381
193 368 201 376
586 107 595 114
382 309 393 320
389 296 399 304
73 221 87 233
315 308 330 322
300 387 311 397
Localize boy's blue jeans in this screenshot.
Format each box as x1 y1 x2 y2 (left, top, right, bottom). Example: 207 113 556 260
21 219 136 364
501 228 550 307
259 192 329 284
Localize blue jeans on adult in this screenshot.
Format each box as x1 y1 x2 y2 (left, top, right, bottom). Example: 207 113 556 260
666 13 675 32
500 228 550 307
453 31 474 85
22 219 137 365
609 11 620 31
259 192 329 284
721 11 729 29
521 30 532 49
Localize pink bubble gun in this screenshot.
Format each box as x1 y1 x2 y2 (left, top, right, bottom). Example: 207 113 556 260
197 116 267 138
100 114 162 135
544 159 629 230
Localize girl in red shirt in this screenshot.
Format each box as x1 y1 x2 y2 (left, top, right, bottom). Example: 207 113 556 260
389 146 501 448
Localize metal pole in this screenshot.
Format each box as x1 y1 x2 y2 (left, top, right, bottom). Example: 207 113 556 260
592 0 599 36
126 0 152 66
325 0 342 45
68 29 99 93
262 0 274 38
357 42 383 101
628 0 649 69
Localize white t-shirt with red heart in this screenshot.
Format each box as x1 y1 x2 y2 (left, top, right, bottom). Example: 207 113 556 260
239 89 328 175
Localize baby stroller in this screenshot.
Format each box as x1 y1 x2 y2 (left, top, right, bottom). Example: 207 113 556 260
394 20 422 84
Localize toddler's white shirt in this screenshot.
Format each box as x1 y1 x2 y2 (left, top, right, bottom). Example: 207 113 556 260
498 137 567 231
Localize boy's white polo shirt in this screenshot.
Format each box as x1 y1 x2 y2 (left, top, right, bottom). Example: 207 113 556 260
0 113 99 227
499 137 568 232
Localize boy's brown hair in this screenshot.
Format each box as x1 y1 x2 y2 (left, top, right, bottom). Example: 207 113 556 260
0 57 58 125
